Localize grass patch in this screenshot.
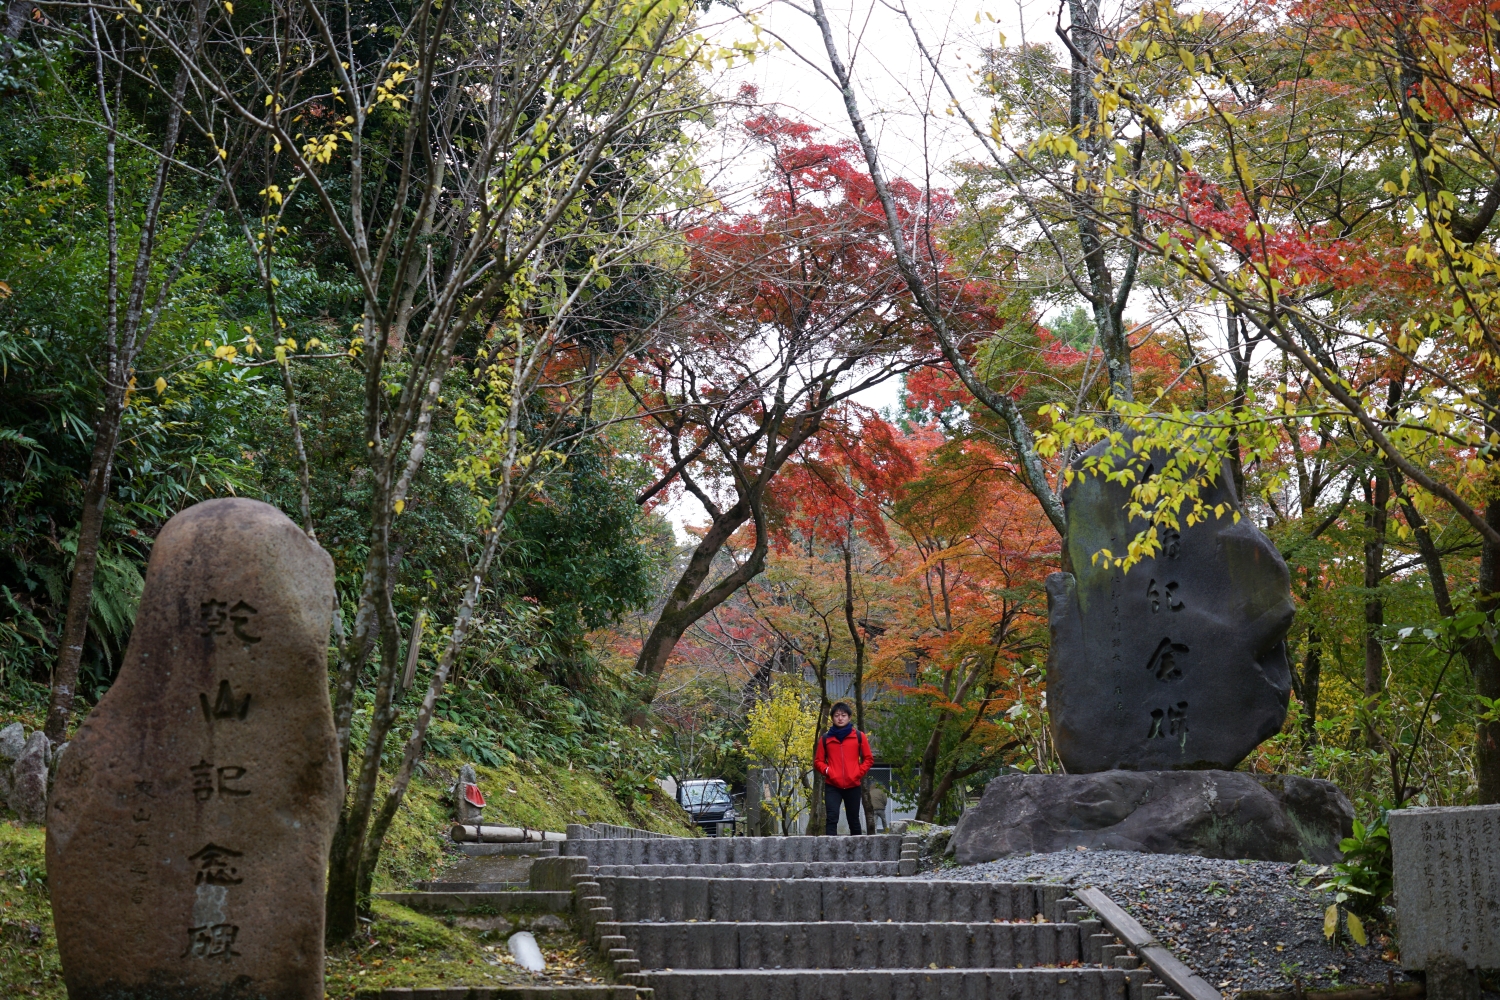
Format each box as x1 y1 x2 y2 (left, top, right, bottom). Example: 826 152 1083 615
369 757 695 892
324 900 615 998
464 760 694 835
0 822 62 999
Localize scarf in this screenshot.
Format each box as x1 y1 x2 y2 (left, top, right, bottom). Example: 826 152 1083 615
826 721 854 742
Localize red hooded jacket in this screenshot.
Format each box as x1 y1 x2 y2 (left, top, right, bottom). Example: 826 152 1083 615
815 728 873 790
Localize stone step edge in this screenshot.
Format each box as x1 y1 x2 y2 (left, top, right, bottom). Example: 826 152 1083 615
1074 886 1220 1000
564 834 920 874
350 991 644 998
416 881 532 892
456 842 562 858
635 967 1167 1000
616 915 1103 970
375 891 573 914
586 864 904 879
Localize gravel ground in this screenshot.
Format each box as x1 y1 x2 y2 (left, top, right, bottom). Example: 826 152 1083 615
921 849 1404 994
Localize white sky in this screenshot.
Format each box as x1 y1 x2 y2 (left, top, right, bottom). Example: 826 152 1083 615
659 1 1064 535
696 0 1063 418
709 0 1057 187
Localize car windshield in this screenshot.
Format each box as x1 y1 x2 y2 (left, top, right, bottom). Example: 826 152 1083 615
680 781 730 807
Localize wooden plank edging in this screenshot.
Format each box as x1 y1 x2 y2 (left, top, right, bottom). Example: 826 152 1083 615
1074 885 1223 1000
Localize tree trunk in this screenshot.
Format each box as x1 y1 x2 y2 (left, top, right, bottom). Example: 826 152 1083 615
1225 307 1252 501
844 538 873 834
1388 464 1456 619
1301 625 1322 744
630 487 776 718
2 0 32 63
45 411 122 740
1066 0 1134 408
1363 473 1390 697
811 662 829 835
807 0 1066 538
45 9 200 741
912 718 946 822
1475 498 1500 804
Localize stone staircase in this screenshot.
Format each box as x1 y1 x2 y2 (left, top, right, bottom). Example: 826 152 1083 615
559 830 1211 1000
363 825 1220 1000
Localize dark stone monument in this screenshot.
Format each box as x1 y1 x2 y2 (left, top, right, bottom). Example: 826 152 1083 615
1046 439 1294 772
47 498 341 1000
950 440 1355 864
951 770 1352 864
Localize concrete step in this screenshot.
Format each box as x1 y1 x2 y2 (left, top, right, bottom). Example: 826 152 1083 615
621 920 1082 969
415 881 530 892
375 890 573 914
459 841 562 858
355 988 639 999
593 877 1069 924
641 966 1151 1000
565 835 905 867
590 862 898 880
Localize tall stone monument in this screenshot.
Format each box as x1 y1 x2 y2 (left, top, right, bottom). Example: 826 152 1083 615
47 498 342 1000
1046 440 1295 772
952 441 1353 864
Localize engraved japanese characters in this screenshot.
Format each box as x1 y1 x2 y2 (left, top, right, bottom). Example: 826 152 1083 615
1389 805 1500 970
47 498 341 1000
1046 439 1295 773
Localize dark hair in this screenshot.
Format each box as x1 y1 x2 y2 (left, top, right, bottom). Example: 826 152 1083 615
831 702 853 717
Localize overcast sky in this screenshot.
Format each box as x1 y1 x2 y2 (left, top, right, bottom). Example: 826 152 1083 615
657 1 1064 534
701 0 1059 189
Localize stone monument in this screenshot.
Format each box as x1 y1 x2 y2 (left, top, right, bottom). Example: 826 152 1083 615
1046 440 1295 772
952 441 1354 864
47 498 342 1000
1389 805 1500 973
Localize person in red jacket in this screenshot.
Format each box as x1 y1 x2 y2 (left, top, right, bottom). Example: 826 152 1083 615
815 702 873 835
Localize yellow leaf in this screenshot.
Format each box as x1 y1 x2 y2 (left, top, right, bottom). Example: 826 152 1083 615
154 377 167 395
1347 912 1366 946
1324 904 1338 940
394 499 405 514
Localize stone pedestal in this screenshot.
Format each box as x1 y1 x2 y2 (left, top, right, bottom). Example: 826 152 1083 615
1389 805 1500 970
951 770 1352 864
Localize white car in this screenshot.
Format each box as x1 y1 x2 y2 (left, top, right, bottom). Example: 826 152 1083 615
678 779 738 836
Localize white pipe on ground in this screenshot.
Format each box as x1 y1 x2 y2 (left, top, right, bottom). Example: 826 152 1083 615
449 824 567 844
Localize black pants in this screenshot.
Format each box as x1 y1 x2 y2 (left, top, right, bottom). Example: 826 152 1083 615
824 783 862 835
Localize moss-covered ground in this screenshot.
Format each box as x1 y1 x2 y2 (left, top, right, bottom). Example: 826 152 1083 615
0 823 58 998
323 899 618 998
0 736 695 998
372 757 695 891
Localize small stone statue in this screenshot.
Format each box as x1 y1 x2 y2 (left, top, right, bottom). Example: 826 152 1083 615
454 763 486 824
1046 440 1294 772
